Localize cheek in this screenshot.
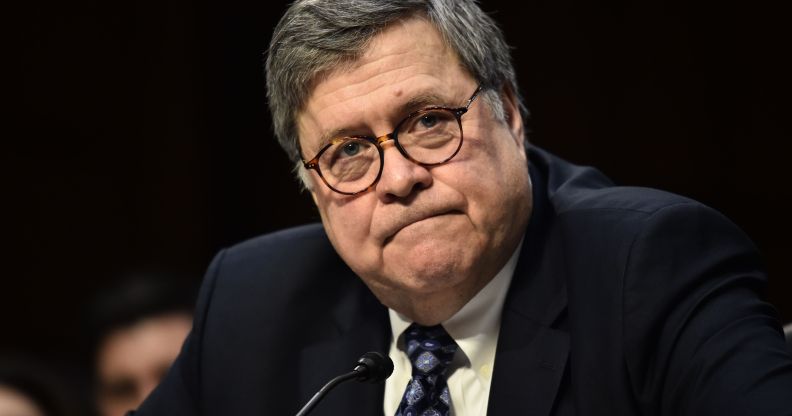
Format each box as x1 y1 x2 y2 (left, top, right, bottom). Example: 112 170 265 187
322 201 371 239
445 134 527 226
317 196 382 271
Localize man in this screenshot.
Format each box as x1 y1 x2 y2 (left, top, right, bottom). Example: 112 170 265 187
135 0 792 415
90 276 194 416
0 355 74 416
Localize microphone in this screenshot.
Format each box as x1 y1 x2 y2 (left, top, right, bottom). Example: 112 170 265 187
353 351 394 383
295 351 394 416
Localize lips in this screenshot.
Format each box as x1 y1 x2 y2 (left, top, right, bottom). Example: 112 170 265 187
380 208 461 244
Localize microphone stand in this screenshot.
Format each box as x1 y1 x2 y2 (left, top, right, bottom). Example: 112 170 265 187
294 351 392 416
295 371 359 416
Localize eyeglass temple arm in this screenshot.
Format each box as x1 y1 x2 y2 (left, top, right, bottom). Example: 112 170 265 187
465 85 483 108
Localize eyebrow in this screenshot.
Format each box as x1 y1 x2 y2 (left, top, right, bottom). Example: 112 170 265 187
314 91 451 152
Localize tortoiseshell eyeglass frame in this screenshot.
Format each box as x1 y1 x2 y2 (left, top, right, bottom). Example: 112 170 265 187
302 85 483 196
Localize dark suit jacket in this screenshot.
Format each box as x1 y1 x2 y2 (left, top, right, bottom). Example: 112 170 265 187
135 147 792 415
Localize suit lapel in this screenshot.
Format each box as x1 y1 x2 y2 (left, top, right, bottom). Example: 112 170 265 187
487 318 569 416
298 277 390 416
488 161 570 416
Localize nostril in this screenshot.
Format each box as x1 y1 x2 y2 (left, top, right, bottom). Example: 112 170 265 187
380 176 430 205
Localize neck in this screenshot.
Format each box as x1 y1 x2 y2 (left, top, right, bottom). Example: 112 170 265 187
389 288 474 326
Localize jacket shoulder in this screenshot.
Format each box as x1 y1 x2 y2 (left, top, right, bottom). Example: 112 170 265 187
205 222 359 300
223 222 330 261
557 185 702 217
528 145 703 216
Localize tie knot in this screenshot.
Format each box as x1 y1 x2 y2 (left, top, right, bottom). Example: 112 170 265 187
403 324 458 376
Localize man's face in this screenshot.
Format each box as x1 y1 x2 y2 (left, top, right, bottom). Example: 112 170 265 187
96 312 191 416
0 386 44 416
297 17 532 319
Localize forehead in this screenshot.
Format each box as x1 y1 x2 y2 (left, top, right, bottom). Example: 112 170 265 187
297 17 474 152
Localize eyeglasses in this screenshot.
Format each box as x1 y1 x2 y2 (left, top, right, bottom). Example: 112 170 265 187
302 85 483 195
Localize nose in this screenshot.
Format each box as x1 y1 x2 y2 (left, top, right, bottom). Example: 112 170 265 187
374 141 433 202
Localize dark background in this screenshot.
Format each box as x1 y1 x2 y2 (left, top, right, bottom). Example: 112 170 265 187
4 0 791 407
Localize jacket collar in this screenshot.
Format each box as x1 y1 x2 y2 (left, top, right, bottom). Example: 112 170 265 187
487 152 570 416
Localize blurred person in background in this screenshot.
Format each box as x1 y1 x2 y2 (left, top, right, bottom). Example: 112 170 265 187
0 354 74 416
88 274 195 416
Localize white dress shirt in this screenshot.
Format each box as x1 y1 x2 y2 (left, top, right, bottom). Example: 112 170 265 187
384 240 522 416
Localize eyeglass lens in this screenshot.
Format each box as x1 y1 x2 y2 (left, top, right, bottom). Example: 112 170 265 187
318 109 461 194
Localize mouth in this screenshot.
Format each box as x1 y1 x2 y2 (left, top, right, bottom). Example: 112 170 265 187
383 210 461 245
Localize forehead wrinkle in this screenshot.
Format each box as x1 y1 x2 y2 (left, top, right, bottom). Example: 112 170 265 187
318 62 426 105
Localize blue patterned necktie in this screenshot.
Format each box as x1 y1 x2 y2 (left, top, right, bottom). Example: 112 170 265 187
396 324 459 416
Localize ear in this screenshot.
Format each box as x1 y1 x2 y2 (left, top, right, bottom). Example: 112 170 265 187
296 161 320 205
303 174 320 206
500 85 524 147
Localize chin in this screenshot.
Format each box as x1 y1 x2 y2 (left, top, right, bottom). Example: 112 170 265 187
385 246 474 294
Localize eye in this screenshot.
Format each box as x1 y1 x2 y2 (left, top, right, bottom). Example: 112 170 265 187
341 141 361 157
418 114 439 129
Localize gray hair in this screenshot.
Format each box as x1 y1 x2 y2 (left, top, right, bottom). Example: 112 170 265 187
265 0 524 187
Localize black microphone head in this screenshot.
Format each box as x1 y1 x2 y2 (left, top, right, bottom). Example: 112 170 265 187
354 351 394 383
